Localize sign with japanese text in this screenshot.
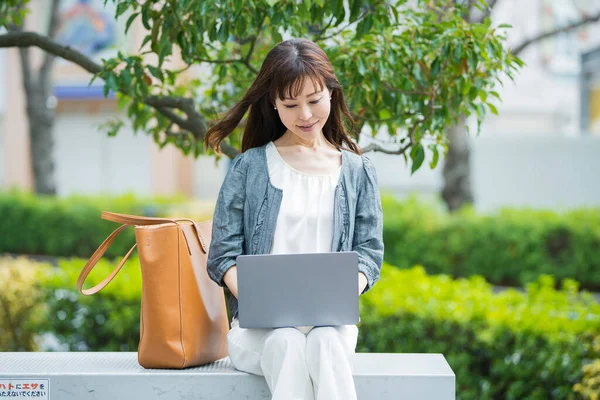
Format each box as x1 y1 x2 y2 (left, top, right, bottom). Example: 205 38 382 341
0 379 49 398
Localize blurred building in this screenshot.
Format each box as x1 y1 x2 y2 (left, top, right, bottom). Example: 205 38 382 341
581 46 600 134
0 0 226 199
0 0 599 211
363 0 600 212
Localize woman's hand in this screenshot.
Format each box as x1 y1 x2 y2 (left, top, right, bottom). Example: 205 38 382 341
358 272 368 295
223 266 239 299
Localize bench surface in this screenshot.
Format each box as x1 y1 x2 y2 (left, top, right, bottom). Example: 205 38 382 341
0 352 455 399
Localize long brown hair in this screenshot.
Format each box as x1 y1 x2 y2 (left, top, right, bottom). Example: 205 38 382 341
204 38 360 155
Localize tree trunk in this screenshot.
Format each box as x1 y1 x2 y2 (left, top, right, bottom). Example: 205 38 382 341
11 0 61 195
25 84 57 195
441 115 473 212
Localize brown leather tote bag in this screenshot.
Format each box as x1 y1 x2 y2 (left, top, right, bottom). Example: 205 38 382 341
77 211 229 369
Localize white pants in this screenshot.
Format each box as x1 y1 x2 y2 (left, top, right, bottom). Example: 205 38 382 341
227 319 359 400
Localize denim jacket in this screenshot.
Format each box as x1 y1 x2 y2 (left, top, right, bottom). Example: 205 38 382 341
207 143 384 319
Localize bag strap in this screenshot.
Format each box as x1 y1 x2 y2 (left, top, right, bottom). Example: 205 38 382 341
78 212 209 296
102 211 208 251
77 223 137 296
102 211 184 225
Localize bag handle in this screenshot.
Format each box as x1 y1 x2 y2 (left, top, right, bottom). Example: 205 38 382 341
77 212 210 296
102 211 186 225
77 223 137 296
102 211 208 252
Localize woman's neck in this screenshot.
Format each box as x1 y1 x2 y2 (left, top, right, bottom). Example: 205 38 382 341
277 130 329 151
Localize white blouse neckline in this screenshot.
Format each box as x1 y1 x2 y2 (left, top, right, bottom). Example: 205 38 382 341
267 141 342 178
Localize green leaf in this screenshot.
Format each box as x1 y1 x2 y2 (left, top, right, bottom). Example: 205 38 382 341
88 73 100 86
116 3 129 18
469 86 479 102
125 12 139 34
147 66 163 80
106 74 118 92
141 5 151 30
479 90 487 102
350 0 362 21
357 57 368 76
453 44 463 63
141 35 152 50
429 145 439 169
236 16 247 35
486 102 499 115
355 15 372 39
468 51 478 72
430 58 441 77
379 109 392 120
410 143 425 174
120 68 132 88
116 93 130 110
462 78 472 96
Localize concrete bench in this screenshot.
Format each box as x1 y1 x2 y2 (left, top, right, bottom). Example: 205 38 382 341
0 352 455 399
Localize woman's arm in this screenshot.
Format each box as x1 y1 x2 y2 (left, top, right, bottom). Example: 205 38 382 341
223 267 239 298
353 156 384 294
206 153 247 293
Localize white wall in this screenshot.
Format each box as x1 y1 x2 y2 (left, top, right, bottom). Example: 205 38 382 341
484 0 600 137
192 155 229 200
363 133 600 213
471 134 600 212
52 112 152 196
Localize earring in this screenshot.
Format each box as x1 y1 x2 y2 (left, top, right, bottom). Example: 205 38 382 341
273 106 277 110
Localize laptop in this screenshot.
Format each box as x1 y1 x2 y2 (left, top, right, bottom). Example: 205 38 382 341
236 251 360 329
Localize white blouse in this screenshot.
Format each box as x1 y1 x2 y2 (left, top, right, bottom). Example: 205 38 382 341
266 141 341 256
265 141 342 334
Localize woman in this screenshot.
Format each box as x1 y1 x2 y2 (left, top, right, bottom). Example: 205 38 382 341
205 38 384 400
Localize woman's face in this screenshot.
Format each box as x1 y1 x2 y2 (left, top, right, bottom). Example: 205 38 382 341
274 80 331 141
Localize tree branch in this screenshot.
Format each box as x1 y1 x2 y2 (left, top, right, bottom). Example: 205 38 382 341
197 57 242 64
472 0 499 24
145 95 195 110
361 96 436 156
383 82 431 96
315 10 368 42
0 29 240 159
361 141 412 155
197 55 258 74
148 97 238 158
0 30 103 74
512 9 600 56
242 12 267 71
312 14 336 42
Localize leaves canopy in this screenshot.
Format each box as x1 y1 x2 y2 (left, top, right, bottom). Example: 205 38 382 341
2 0 522 172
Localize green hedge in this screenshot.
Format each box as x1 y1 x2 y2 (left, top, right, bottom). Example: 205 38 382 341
3 191 600 291
382 196 600 291
0 257 45 351
37 257 142 351
5 257 596 399
0 256 142 352
0 190 184 259
359 265 600 400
